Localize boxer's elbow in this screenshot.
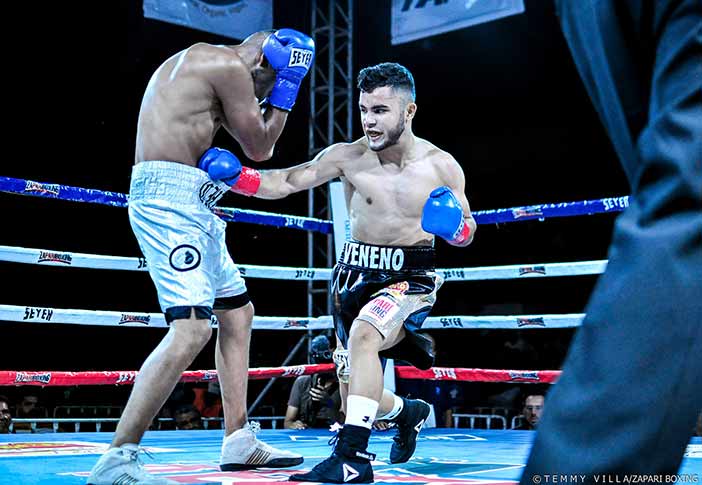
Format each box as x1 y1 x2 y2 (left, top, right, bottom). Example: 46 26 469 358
246 147 273 163
239 139 274 162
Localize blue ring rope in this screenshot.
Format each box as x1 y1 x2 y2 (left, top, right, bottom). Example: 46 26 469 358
0 176 332 234
1 176 628 232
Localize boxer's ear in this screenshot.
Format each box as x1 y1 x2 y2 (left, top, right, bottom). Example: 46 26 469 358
406 102 417 121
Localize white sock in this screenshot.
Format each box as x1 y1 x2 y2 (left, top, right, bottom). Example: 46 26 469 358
345 395 379 429
377 394 404 421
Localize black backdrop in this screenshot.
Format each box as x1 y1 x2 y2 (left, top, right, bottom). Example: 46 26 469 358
0 1 628 411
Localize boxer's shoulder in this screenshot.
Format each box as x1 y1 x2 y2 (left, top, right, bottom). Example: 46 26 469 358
181 43 248 78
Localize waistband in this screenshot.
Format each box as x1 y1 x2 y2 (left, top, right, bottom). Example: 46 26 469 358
337 240 435 272
128 161 229 209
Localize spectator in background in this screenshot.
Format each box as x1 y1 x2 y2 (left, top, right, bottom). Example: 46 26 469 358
16 393 41 416
285 335 341 430
0 395 12 434
154 383 195 431
193 381 223 428
513 394 545 430
174 404 204 430
14 392 49 433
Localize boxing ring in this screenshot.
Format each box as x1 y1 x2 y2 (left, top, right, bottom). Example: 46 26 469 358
1 176 700 485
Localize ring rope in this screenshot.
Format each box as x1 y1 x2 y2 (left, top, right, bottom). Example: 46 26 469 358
1 175 630 227
0 176 332 234
0 245 607 281
0 304 584 330
0 364 335 386
0 365 560 386
396 366 561 383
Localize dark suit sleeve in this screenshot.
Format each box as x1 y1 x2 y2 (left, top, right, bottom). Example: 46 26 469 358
521 0 702 479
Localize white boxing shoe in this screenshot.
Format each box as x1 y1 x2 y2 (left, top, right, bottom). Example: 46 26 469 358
220 422 304 471
86 443 178 485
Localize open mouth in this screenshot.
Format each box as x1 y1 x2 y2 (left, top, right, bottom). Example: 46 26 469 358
366 131 382 141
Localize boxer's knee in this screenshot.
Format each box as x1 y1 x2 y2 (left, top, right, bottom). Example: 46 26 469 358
168 312 213 355
171 319 212 354
217 302 254 334
235 301 254 327
349 319 383 353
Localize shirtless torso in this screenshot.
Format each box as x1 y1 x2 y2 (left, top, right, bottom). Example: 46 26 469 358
257 136 474 247
135 38 281 166
89 29 312 485
339 138 461 246
254 64 475 484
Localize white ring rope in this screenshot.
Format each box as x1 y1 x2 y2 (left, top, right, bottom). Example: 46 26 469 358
0 304 585 330
0 245 607 281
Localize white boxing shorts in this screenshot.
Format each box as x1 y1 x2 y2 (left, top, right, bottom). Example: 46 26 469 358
128 161 248 323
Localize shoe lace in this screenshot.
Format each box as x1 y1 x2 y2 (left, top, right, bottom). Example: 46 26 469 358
327 426 343 447
245 421 262 434
124 446 155 470
392 421 410 448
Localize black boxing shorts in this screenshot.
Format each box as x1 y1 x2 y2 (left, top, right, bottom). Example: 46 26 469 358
332 240 444 370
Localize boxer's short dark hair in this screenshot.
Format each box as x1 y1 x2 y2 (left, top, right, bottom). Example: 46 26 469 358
357 62 416 101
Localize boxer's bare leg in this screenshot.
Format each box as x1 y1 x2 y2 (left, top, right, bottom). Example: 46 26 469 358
112 313 212 447
215 303 254 435
337 336 402 417
347 321 405 403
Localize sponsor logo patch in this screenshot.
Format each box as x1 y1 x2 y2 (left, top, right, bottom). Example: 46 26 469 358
517 317 545 327
432 368 458 379
198 181 226 209
440 317 463 328
118 314 151 325
14 372 52 384
341 242 405 271
288 48 313 69
24 181 60 196
23 307 54 321
365 296 398 321
509 371 541 381
387 281 409 293
282 366 306 377
518 266 546 276
512 208 543 219
169 244 201 272
37 251 73 265
284 319 309 328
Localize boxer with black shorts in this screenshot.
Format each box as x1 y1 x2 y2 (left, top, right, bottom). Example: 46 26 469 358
87 29 315 485
221 62 477 483
332 241 440 374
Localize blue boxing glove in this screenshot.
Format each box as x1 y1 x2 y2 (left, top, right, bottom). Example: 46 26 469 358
198 147 242 186
421 186 471 245
262 28 315 111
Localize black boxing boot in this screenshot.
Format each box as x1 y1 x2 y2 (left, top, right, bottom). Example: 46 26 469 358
389 397 430 463
289 425 374 483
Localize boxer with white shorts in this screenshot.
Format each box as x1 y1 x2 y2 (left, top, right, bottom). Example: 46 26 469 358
128 161 249 323
87 28 315 485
